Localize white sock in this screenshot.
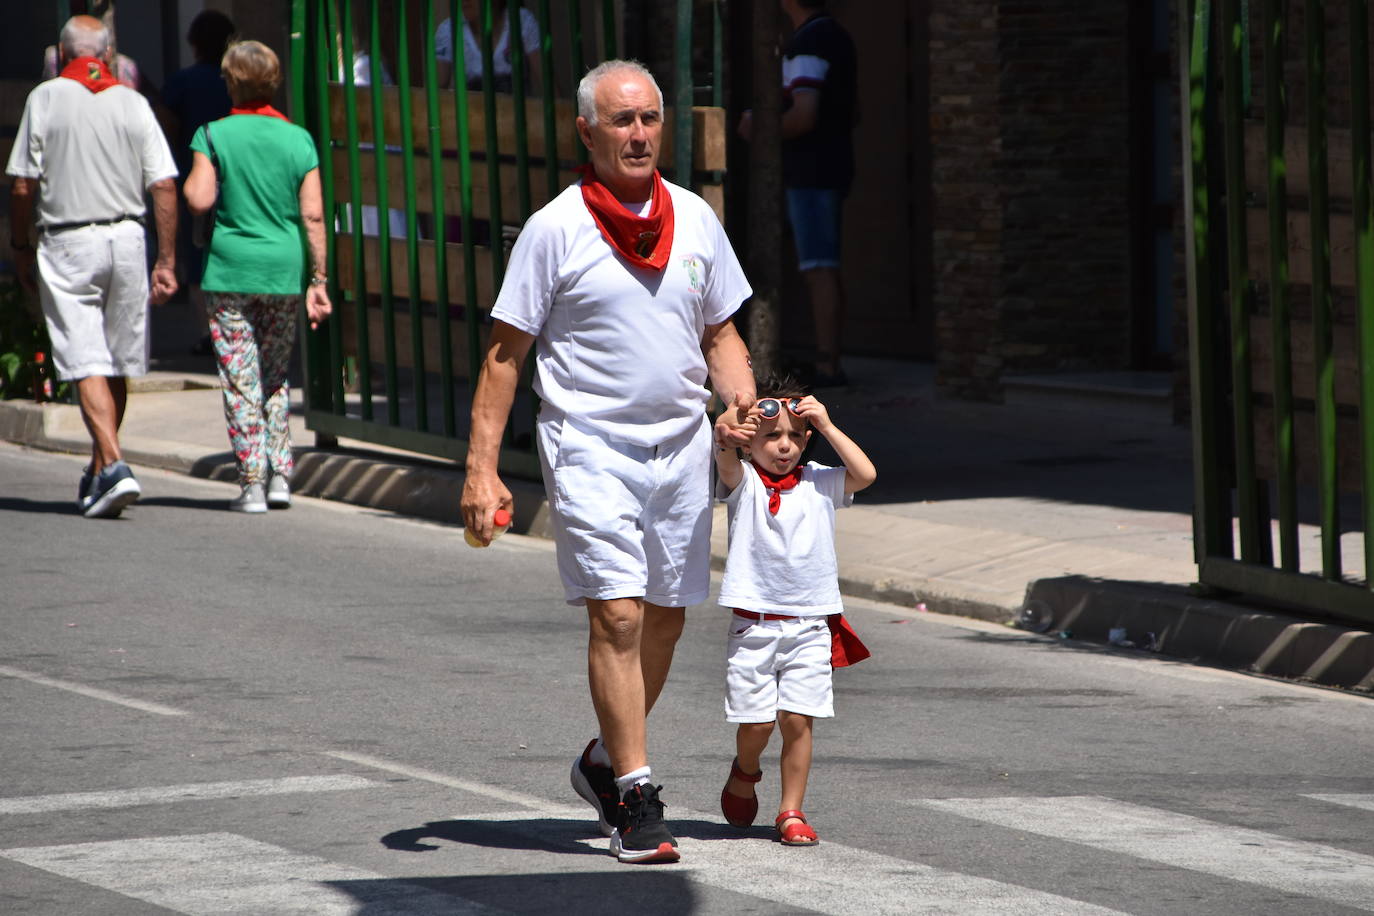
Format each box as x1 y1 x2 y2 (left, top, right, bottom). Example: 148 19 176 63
588 737 612 768
615 766 651 796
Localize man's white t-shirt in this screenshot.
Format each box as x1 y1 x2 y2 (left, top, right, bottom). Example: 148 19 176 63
718 460 853 615
492 179 752 446
6 78 176 228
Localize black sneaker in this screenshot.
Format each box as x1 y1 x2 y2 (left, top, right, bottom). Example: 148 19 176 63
83 460 141 519
569 739 619 837
609 783 680 864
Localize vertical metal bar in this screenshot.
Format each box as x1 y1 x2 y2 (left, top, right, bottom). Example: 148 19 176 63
1307 0 1340 577
450 0 483 385
422 0 455 436
395 0 428 431
602 0 617 58
712 0 723 109
1184 0 1231 565
569 0 588 165
538 0 559 203
369 0 399 425
341 0 373 421
290 0 307 122
674 0 693 187
508 0 533 220
314 0 343 416
1264 0 1298 570
1220 0 1262 562
1350 0 1374 585
479 0 507 287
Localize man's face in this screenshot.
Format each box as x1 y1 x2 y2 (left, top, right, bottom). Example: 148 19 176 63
576 70 662 200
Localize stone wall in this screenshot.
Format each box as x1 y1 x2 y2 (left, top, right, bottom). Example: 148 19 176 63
931 1 1133 399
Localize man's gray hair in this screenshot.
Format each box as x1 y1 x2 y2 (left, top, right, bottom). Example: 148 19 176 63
60 17 112 59
576 59 664 125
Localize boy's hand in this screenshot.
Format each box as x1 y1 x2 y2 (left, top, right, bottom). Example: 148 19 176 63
715 391 758 447
792 395 833 432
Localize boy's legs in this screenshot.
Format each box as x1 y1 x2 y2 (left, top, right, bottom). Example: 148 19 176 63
726 721 774 800
777 710 815 824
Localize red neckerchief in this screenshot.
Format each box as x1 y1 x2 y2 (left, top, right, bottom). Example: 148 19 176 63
59 56 119 93
752 462 804 515
229 99 291 121
828 614 871 667
578 164 675 271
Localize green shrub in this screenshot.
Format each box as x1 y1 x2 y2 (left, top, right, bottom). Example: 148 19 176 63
0 276 67 402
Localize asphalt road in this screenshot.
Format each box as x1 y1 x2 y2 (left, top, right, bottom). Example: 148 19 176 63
3 442 1374 915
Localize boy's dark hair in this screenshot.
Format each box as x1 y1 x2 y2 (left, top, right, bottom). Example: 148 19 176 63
755 371 808 401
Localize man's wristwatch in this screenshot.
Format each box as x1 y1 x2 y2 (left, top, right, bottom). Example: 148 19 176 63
309 274 327 286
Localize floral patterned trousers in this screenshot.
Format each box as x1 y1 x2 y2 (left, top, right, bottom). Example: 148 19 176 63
205 292 299 487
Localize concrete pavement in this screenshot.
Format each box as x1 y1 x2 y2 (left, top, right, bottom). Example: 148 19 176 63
3 298 1373 692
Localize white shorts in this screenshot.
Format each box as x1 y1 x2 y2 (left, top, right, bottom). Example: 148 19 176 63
725 613 835 722
37 220 149 381
537 413 712 607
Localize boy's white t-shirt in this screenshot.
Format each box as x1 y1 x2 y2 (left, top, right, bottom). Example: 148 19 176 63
491 179 751 447
718 460 853 615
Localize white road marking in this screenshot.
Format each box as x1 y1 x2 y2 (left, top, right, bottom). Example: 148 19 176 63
1306 793 1374 813
443 810 1128 915
322 750 571 811
0 663 190 717
916 795 1374 910
0 832 503 915
0 775 380 816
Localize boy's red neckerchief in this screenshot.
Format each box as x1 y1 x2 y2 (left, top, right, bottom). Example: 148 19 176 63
59 56 119 93
229 99 291 121
752 462 804 515
578 164 675 271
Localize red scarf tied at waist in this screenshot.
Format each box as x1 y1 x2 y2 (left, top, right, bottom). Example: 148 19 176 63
60 56 119 93
752 462 804 515
579 164 675 271
229 99 291 121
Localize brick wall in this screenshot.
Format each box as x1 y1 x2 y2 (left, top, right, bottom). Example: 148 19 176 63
931 1 1133 399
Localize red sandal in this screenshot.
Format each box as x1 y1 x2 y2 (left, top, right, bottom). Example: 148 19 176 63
775 809 819 846
720 757 762 828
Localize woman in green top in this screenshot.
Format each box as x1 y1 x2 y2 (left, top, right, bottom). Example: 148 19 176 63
185 40 331 513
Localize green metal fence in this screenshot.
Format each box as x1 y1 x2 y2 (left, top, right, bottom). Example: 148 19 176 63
1182 0 1374 623
288 0 726 479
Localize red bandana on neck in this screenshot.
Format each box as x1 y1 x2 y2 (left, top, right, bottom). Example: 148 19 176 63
230 99 291 121
752 462 804 515
579 164 675 271
60 56 119 93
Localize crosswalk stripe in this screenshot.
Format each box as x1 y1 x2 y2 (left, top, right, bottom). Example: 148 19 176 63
451 810 1128 915
0 832 504 915
0 775 380 816
1305 794 1374 814
322 750 557 810
915 795 1374 910
0 663 190 717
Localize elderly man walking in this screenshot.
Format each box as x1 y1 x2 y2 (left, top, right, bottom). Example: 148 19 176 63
460 59 756 863
8 15 178 518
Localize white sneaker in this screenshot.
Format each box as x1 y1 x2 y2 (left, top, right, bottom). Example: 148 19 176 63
230 483 268 513
267 475 291 509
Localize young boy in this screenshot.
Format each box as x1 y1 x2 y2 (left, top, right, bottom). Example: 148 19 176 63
714 377 877 846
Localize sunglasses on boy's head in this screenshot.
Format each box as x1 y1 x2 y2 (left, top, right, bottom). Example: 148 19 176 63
756 397 804 419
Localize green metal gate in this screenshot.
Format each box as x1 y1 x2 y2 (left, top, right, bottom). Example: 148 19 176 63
288 0 726 478
1182 0 1374 623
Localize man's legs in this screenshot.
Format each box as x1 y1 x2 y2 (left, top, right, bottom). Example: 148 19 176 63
77 375 126 470
803 266 846 379
585 598 683 775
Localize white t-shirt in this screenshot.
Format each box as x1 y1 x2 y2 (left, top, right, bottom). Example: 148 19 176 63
6 78 176 228
492 179 751 446
718 461 852 616
435 9 541 83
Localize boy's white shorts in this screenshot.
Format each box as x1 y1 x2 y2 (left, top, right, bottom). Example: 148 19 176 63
725 613 835 722
537 413 712 607
37 221 150 381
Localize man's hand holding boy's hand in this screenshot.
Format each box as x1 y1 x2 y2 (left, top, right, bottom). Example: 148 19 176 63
715 391 758 448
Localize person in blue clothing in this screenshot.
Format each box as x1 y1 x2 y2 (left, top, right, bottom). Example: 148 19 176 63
162 10 235 356
740 0 857 387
